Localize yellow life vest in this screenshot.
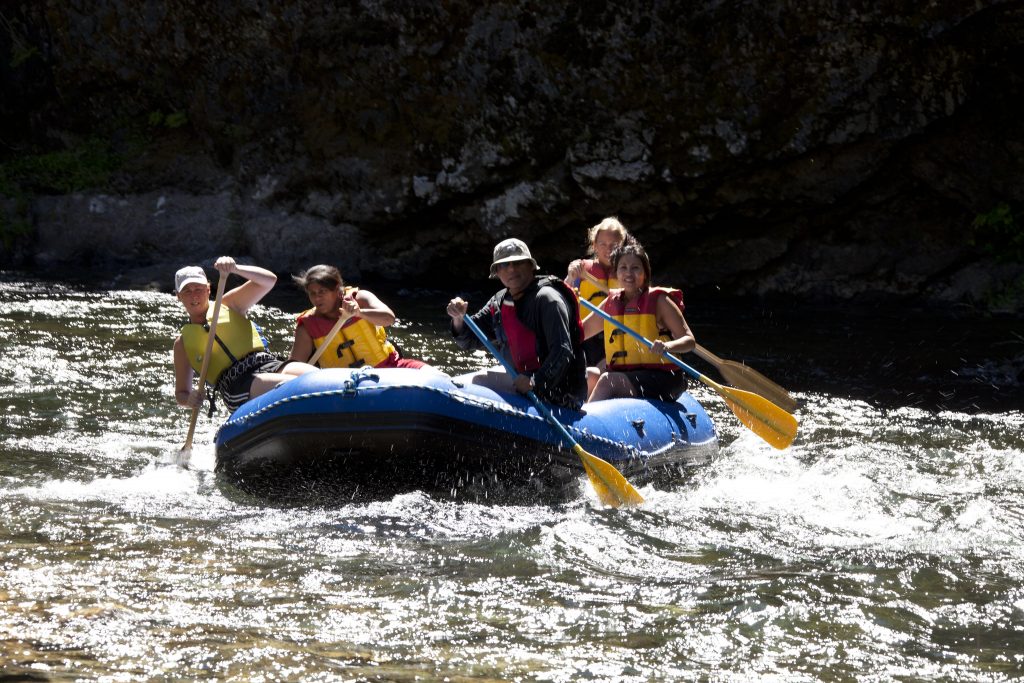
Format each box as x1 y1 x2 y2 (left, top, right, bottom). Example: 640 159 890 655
578 260 619 305
296 297 396 369
180 306 267 384
602 287 684 371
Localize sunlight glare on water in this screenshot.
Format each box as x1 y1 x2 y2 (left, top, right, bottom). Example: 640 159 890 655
2 273 1024 680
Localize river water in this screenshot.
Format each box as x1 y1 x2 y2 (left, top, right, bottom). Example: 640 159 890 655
2 271 1023 681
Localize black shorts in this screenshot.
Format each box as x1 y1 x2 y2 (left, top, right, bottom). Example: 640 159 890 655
215 351 292 413
619 368 687 402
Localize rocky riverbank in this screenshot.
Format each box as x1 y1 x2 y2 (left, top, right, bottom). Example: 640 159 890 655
1 1 1022 311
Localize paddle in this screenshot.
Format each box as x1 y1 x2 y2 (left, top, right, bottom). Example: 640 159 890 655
573 264 609 300
692 344 798 413
460 314 644 508
577 269 797 412
307 309 354 366
177 272 227 465
579 298 798 450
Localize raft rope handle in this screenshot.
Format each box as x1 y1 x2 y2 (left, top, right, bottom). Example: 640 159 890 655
341 367 380 395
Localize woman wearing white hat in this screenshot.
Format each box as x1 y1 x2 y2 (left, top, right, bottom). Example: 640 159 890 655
172 256 317 415
446 238 587 409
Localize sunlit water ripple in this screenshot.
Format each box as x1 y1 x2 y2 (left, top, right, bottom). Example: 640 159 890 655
2 273 1022 681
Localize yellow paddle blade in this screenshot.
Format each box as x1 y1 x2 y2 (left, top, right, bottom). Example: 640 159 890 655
575 445 645 507
700 376 798 449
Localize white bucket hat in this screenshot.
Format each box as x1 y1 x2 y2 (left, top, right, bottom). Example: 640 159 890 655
489 238 539 278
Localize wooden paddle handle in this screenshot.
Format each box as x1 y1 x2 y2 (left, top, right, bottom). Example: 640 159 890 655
307 310 353 366
182 273 227 451
578 267 605 291
693 343 723 366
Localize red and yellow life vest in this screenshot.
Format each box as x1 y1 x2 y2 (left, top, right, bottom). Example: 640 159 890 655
603 287 684 371
578 260 619 305
494 276 584 375
500 298 541 373
180 306 267 384
296 292 397 369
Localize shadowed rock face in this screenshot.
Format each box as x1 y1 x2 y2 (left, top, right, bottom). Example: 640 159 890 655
2 1 1022 310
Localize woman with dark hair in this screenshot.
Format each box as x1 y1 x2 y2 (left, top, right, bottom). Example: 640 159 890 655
580 242 695 403
289 264 429 369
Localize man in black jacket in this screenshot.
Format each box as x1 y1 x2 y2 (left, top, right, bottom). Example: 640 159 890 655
446 238 588 409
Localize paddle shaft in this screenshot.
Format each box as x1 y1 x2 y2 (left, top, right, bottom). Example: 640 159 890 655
577 270 797 410
580 269 723 373
579 297 798 449
307 310 353 366
575 268 610 296
692 342 798 413
458 313 644 506
182 273 227 452
579 297 703 381
459 316 580 448
692 343 723 366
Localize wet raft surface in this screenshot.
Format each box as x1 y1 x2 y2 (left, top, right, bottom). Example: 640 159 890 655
215 367 718 503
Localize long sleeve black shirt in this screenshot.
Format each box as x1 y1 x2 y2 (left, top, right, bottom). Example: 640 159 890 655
451 276 586 408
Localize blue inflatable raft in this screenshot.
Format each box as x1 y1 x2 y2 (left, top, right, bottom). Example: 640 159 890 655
214 367 719 503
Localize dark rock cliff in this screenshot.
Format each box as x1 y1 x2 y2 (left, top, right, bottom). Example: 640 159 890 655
1 0 1022 310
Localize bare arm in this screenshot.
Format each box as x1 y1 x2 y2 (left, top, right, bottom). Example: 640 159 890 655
352 289 396 327
651 294 695 355
173 335 202 408
216 256 278 317
289 325 315 363
580 297 610 339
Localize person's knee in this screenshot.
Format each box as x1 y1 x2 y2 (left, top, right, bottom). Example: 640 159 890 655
287 362 316 376
587 373 611 402
250 372 299 399
617 374 640 398
468 368 511 391
466 370 491 386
